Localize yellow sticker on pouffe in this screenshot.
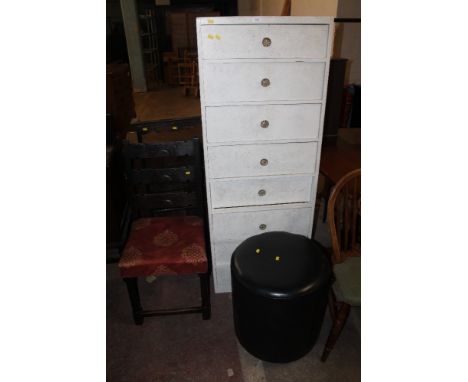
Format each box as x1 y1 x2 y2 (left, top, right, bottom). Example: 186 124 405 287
185 171 191 175
255 248 261 254
275 256 280 261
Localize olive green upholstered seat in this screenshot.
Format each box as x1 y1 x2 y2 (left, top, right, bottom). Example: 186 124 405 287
332 257 361 307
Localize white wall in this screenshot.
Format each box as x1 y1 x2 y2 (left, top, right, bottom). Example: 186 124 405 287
238 0 339 16
291 0 338 16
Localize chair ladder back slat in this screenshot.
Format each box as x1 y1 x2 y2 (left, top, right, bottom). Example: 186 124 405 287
132 116 202 142
327 168 361 264
125 141 196 159
130 165 196 185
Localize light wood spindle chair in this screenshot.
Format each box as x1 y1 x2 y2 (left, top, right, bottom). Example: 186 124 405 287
321 168 361 361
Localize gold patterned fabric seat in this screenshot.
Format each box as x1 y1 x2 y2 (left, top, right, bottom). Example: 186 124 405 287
119 216 208 278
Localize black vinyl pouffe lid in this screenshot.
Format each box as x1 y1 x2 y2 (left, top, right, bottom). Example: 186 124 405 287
231 232 331 299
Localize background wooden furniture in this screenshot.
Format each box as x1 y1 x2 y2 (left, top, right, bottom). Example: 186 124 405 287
197 16 333 293
280 0 291 16
106 63 136 139
163 51 180 85
118 138 211 325
323 59 348 145
161 48 200 95
316 132 361 226
320 137 361 184
321 168 361 361
178 61 199 96
169 10 220 52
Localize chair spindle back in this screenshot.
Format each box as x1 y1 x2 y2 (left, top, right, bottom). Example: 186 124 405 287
327 169 361 264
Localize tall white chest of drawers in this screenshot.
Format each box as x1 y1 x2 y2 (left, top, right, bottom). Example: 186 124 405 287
196 16 333 293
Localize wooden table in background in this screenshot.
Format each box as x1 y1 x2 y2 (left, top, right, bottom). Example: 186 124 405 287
318 131 361 225
320 143 361 184
320 129 361 184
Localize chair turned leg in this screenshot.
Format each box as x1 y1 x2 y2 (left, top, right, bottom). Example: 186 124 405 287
199 273 211 320
124 278 144 325
327 289 337 323
321 303 351 362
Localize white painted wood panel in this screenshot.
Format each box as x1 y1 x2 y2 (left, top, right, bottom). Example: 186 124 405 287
203 61 325 103
210 174 313 208
200 24 329 59
208 142 317 178
211 258 233 294
212 207 313 242
205 103 321 143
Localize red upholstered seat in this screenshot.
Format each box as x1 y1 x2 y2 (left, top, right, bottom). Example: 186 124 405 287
119 216 208 278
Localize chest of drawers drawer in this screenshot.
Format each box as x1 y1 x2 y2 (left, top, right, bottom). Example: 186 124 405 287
212 206 313 243
210 174 314 208
203 61 325 103
208 142 317 178
200 24 329 60
205 103 321 144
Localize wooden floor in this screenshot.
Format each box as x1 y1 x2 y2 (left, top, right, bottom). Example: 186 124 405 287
133 86 201 122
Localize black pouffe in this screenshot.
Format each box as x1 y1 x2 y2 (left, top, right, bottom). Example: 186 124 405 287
231 231 331 363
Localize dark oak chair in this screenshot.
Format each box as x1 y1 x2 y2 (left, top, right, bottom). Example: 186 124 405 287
321 168 361 361
118 137 211 325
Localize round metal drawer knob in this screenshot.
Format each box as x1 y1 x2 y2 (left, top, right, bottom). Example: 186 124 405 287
162 174 172 182
262 37 271 47
260 120 269 128
164 199 173 206
259 223 267 230
258 189 266 197
159 149 170 156
260 158 268 166
261 78 270 87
